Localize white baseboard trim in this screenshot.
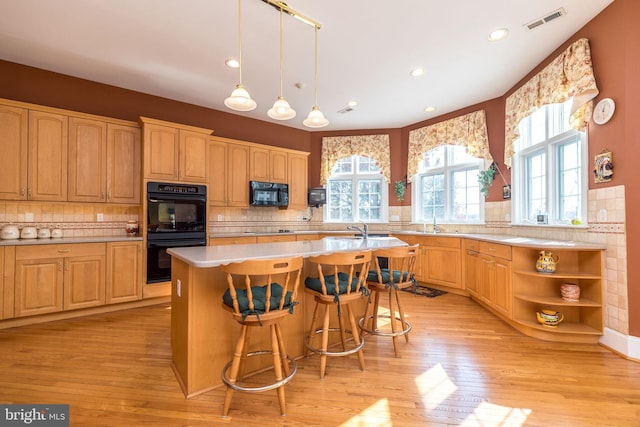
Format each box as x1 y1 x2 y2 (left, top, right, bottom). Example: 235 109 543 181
600 327 640 360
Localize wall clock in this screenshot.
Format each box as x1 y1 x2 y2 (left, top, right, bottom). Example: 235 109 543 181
593 98 615 125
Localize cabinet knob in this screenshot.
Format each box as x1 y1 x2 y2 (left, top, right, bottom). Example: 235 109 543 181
101 192 106 200
20 188 26 196
27 188 32 198
58 262 63 271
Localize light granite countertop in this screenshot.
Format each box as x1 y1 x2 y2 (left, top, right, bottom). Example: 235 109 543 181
168 236 406 268
0 236 143 246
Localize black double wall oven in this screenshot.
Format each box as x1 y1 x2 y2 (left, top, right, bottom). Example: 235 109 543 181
146 182 207 284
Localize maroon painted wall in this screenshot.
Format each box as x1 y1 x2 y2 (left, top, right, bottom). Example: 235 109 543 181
0 0 637 334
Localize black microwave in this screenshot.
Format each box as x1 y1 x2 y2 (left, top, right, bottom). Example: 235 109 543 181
249 181 289 207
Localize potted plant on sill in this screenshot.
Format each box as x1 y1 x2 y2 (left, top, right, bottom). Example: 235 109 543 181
478 162 497 198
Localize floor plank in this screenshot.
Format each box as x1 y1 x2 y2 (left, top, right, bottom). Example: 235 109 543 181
1 293 639 426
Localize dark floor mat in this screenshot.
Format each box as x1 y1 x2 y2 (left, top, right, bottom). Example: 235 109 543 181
402 285 447 298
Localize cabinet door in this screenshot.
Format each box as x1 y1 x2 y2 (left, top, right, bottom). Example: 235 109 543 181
270 150 288 183
493 259 512 317
479 255 494 305
15 257 64 317
464 250 479 295
28 110 68 201
227 143 250 207
0 105 28 200
179 130 208 183
68 117 107 202
250 146 270 182
287 153 308 209
64 254 106 310
106 241 142 304
423 246 462 288
144 123 179 180
107 124 141 204
207 139 228 206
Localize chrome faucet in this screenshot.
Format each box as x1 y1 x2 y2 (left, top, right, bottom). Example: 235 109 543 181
347 223 368 239
432 215 438 234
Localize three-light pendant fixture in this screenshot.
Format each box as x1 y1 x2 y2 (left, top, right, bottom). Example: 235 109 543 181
224 0 329 128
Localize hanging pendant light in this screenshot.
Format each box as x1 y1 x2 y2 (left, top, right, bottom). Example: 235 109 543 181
225 0 256 112
267 7 296 120
304 26 329 128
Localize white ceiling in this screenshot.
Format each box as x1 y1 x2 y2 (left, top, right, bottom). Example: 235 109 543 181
0 0 613 131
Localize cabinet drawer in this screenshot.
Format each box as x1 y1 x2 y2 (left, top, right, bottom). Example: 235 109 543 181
478 242 511 260
463 239 480 252
421 236 461 249
16 243 105 260
209 236 257 246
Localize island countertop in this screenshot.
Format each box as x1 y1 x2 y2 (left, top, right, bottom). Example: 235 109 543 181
167 236 406 268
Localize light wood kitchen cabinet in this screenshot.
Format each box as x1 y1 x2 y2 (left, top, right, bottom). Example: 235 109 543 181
68 119 141 203
141 117 211 183
14 244 105 317
28 110 68 201
250 147 287 183
106 241 142 304
207 137 250 207
68 117 107 202
106 123 141 204
287 152 309 210
463 240 512 317
207 138 228 206
0 104 28 200
421 236 462 289
227 143 250 207
256 234 296 243
209 236 257 246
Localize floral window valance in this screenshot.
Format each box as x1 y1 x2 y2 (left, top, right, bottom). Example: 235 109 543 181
407 109 491 181
320 134 390 185
504 38 599 168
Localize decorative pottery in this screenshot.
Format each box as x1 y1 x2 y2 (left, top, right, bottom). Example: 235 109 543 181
1 224 20 240
536 250 559 273
125 220 139 237
20 226 38 239
560 283 581 302
51 228 63 238
536 309 564 327
37 228 51 238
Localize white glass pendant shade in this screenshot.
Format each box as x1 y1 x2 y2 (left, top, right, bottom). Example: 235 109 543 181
224 84 257 111
303 106 329 128
268 96 296 120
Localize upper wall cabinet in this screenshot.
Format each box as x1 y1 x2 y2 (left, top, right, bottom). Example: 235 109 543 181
27 110 68 201
140 117 211 183
0 104 28 200
287 152 309 210
68 117 141 203
250 146 288 183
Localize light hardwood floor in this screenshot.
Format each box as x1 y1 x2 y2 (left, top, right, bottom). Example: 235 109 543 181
1 292 639 426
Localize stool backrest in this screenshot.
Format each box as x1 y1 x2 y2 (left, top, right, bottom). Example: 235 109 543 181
369 244 419 286
222 256 303 315
307 250 372 296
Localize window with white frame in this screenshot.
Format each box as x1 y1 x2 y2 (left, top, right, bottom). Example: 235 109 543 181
325 155 387 223
511 100 587 225
412 145 484 224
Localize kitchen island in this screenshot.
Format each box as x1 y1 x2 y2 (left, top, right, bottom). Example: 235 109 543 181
167 237 407 398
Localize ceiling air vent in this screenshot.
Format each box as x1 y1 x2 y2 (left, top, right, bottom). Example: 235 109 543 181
337 107 354 114
525 7 566 30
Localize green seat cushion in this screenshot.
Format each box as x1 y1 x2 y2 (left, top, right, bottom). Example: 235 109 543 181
367 268 410 284
223 283 293 314
305 272 359 295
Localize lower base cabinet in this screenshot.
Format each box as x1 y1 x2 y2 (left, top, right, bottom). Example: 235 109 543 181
106 241 142 304
15 243 105 317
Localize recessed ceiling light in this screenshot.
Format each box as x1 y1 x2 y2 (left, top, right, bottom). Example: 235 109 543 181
488 28 509 41
410 68 425 77
225 58 240 69
347 101 358 108
424 106 436 113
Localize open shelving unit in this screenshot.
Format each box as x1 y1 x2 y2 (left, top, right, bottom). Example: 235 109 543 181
511 247 603 343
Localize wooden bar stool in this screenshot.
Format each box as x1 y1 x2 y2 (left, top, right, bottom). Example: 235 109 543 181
304 250 371 379
220 256 303 417
359 244 418 357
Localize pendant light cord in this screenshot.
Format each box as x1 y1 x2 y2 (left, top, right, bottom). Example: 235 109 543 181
237 0 243 86
313 27 318 106
278 8 283 96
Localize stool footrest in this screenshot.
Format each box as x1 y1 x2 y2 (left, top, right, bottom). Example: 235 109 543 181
304 328 365 357
359 314 412 337
221 351 297 393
